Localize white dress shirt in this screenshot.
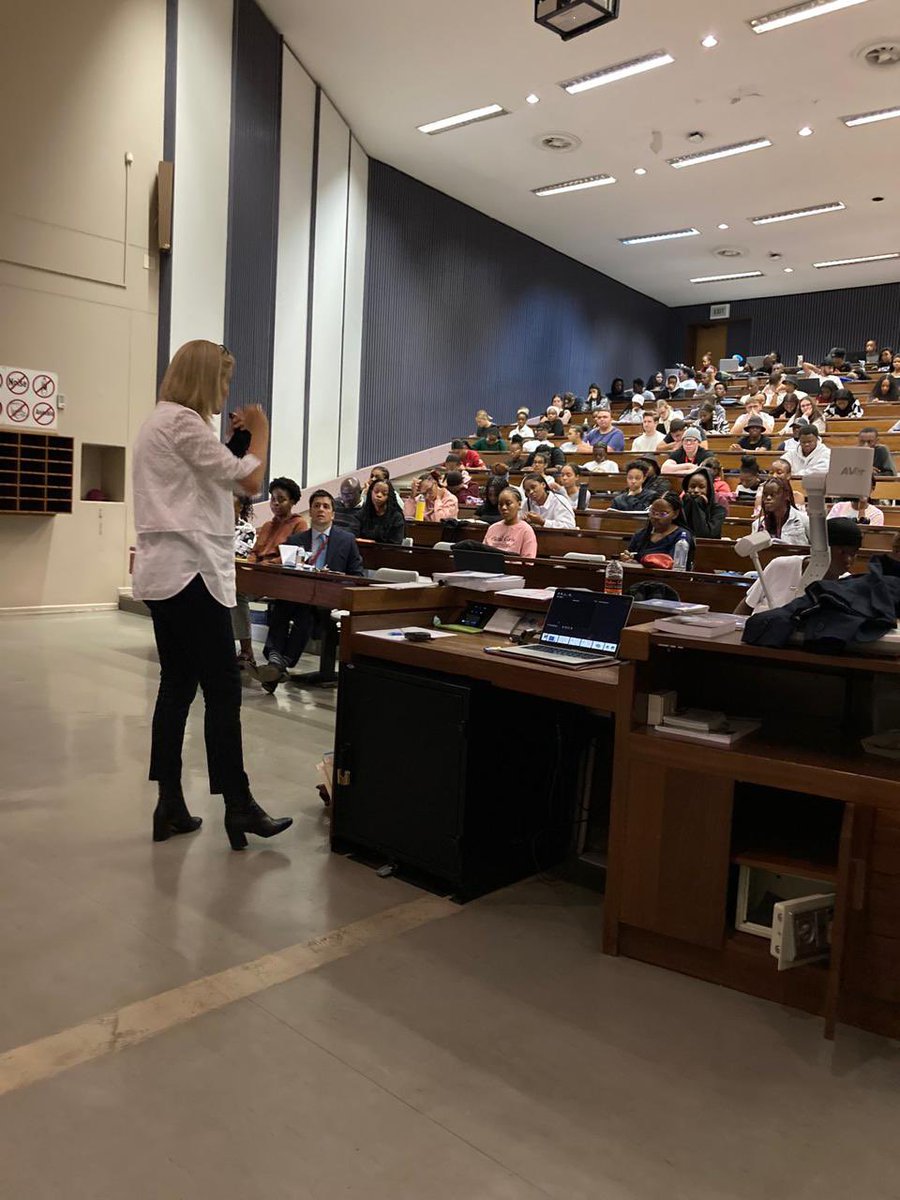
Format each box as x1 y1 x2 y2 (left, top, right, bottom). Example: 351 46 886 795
133 401 260 607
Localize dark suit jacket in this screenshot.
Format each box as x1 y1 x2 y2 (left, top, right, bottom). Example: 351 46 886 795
286 525 364 577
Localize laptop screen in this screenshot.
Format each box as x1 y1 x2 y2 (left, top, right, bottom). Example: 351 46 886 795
540 589 632 654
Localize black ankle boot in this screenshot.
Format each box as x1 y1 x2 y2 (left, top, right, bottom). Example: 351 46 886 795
152 784 203 842
223 792 292 851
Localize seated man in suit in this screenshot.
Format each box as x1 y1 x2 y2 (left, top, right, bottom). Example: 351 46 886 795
259 489 363 693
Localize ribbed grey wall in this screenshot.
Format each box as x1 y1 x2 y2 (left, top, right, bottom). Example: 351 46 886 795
670 283 900 365
155 0 178 388
223 0 282 422
358 161 671 465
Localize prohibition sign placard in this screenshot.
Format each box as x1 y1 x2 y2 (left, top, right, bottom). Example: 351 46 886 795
33 401 56 426
32 374 56 399
7 398 30 422
6 371 29 395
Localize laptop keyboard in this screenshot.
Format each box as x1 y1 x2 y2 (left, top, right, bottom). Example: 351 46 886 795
524 644 595 658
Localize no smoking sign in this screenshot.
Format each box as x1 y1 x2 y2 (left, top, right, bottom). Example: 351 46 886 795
0 365 59 430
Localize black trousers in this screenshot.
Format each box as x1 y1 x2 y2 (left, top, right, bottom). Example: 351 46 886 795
146 575 248 797
264 601 320 668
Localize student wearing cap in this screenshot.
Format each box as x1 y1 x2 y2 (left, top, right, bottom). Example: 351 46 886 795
661 427 712 476
730 395 775 436
736 518 863 614
782 424 831 478
733 416 772 452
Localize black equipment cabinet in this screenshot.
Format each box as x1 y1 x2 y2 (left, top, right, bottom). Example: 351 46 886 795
330 659 608 899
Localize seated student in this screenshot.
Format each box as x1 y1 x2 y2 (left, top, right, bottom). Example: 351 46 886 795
730 395 775 436
471 425 508 453
620 492 695 567
356 478 406 543
512 408 535 438
824 388 864 419
689 383 728 426
828 476 885 526
732 455 763 505
858 427 896 475
450 439 485 470
681 467 726 539
783 395 827 437
231 495 258 668
626 378 652 402
333 476 364 532
584 442 619 474
753 476 810 545
246 477 306 562
662 426 711 475
702 456 733 511
636 455 668 501
617 395 645 425
755 458 804 515
542 406 565 436
610 461 651 511
471 409 493 439
661 417 687 449
261 490 363 692
871 375 899 404
584 408 625 451
526 437 566 469
560 425 590 453
608 377 627 404
770 391 801 430
733 415 773 452
761 372 785 407
695 401 730 437
658 373 683 400
505 436 530 474
815 378 839 411
782 424 831 478
892 354 900 379
646 371 664 395
444 469 481 509
584 382 603 410
736 518 863 614
554 462 591 510
632 408 667 452
367 464 404 509
483 487 539 557
654 397 683 431
521 473 576 528
876 347 894 372
522 420 557 453
404 473 459 521
475 477 505 523
742 376 766 405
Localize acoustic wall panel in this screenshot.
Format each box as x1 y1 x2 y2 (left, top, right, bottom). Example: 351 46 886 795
223 0 282 422
269 48 316 485
169 0 233 352
337 136 368 475
358 162 671 466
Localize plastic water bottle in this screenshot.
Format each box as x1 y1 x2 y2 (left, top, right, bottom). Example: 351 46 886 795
673 537 690 571
604 558 624 595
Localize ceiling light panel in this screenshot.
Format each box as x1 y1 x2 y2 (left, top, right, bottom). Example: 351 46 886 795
751 201 845 225
813 253 899 268
749 0 871 35
620 228 700 245
561 50 674 95
417 104 507 135
690 272 764 283
668 138 772 168
842 106 900 127
532 173 617 196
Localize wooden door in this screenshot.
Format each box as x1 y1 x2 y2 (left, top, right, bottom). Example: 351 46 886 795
618 758 734 949
688 323 729 372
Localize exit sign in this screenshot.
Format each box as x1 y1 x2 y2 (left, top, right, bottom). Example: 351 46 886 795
710 303 731 319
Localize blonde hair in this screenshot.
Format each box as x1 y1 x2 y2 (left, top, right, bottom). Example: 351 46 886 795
159 340 234 421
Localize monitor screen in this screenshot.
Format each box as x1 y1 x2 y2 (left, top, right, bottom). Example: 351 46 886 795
540 589 632 654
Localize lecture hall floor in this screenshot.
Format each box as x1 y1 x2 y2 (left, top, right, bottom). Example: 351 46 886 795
2 611 899 1199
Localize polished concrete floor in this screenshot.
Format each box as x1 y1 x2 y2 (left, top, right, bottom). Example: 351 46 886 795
1 611 899 1199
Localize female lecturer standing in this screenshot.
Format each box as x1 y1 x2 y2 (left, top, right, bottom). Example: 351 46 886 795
132 340 292 850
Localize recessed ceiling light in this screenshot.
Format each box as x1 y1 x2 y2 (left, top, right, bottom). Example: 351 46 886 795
668 138 772 168
751 200 845 224
798 125 814 137
561 50 675 95
526 93 540 105
532 173 617 197
842 106 900 127
634 167 647 176
701 34 719 47
784 267 794 272
620 227 701 245
749 0 872 35
417 103 507 135
813 253 900 269
718 222 730 230
690 272 765 283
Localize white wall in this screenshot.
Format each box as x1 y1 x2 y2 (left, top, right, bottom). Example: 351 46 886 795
0 0 165 611
269 48 316 484
169 0 234 351
338 137 368 475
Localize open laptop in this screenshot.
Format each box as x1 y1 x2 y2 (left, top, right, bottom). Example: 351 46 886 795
746 355 766 371
484 589 633 669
